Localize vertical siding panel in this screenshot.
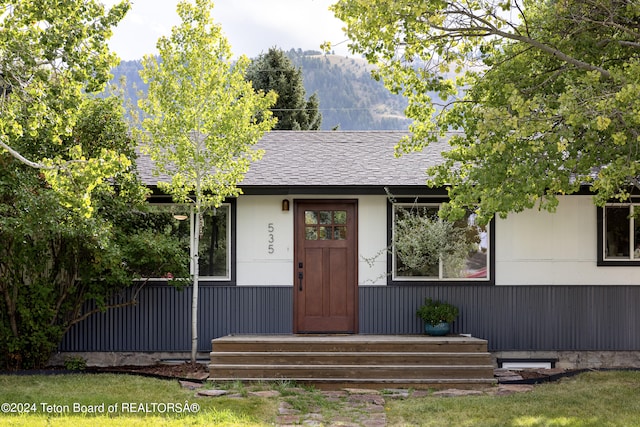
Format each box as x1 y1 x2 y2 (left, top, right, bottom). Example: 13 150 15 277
59 285 640 353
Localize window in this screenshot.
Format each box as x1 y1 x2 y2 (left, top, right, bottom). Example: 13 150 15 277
601 204 640 264
304 209 347 240
391 203 490 282
197 207 230 278
148 204 231 280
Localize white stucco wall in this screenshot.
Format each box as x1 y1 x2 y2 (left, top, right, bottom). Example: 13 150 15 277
235 195 294 286
495 195 639 285
235 195 388 286
236 194 640 287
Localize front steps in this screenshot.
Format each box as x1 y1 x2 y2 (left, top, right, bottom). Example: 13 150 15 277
209 335 496 390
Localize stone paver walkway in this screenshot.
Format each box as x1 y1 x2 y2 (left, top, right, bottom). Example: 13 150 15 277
183 380 535 426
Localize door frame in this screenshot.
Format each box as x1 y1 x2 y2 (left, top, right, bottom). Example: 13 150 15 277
293 199 359 334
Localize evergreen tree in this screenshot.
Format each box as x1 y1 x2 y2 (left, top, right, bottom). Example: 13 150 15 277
247 47 322 130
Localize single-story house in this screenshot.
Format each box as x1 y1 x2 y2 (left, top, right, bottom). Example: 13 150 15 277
58 131 640 369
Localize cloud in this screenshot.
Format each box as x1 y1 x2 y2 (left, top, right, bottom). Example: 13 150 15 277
103 0 350 61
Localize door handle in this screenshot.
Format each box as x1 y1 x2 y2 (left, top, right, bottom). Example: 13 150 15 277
298 271 303 291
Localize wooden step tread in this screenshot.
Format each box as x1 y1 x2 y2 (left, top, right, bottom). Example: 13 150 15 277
212 335 487 344
212 335 488 353
210 351 492 357
208 377 497 384
209 364 494 370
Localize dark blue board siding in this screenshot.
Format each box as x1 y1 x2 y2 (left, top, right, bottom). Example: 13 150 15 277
59 285 640 352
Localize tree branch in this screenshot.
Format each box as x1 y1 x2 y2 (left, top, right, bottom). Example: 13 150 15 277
0 140 51 169
434 4 614 79
66 280 149 329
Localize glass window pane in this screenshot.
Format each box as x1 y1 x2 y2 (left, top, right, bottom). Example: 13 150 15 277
334 226 347 240
306 226 317 240
393 205 441 278
334 210 347 224
318 226 331 240
142 204 191 279
319 211 332 224
605 206 630 259
305 211 317 225
393 204 489 281
396 255 439 278
635 214 640 260
444 213 488 279
199 206 229 277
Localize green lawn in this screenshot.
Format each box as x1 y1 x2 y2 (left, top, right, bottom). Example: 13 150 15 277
0 374 275 426
387 370 640 426
1 371 639 426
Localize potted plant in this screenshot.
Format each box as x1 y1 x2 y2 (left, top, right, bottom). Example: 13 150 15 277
416 298 459 336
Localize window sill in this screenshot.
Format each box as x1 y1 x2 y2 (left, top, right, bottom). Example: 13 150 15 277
597 260 640 267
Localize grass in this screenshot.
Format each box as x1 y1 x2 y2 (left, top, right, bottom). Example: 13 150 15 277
387 370 640 426
0 373 277 426
0 371 639 426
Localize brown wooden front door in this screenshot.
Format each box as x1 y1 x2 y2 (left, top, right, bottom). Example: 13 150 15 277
294 200 358 333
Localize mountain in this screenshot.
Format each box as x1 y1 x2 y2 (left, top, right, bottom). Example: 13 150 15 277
106 49 412 131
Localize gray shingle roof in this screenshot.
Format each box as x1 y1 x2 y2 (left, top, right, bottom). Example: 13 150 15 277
137 130 450 188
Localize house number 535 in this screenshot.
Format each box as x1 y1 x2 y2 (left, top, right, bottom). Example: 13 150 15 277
267 223 275 254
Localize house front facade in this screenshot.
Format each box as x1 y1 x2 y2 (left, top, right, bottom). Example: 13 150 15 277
58 131 640 369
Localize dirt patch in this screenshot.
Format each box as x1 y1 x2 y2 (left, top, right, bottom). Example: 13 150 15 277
90 362 209 381
496 368 587 384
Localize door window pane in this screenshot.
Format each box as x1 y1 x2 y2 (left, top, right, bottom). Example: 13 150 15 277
306 226 318 240
305 211 317 225
304 209 348 240
319 211 332 224
318 226 331 240
334 226 347 240
334 210 347 224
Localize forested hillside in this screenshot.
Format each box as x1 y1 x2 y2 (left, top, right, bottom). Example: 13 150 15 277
107 49 411 130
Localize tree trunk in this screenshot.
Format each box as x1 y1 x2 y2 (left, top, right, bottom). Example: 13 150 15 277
191 209 200 363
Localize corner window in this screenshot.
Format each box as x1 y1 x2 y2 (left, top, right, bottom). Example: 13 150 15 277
601 204 640 264
391 203 490 282
147 204 231 280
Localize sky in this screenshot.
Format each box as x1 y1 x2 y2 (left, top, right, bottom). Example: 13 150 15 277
102 0 352 61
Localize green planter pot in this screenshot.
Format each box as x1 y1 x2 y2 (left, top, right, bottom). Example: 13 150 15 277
424 322 450 336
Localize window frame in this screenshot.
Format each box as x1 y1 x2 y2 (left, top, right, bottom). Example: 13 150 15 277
597 203 640 267
387 198 495 285
147 199 236 284
191 203 233 281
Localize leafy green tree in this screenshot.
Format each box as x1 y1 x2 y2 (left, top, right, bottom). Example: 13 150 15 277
0 96 190 369
331 0 640 223
247 47 322 130
138 0 277 362
0 0 130 216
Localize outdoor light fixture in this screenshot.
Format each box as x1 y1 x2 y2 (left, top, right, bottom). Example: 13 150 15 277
282 199 290 211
